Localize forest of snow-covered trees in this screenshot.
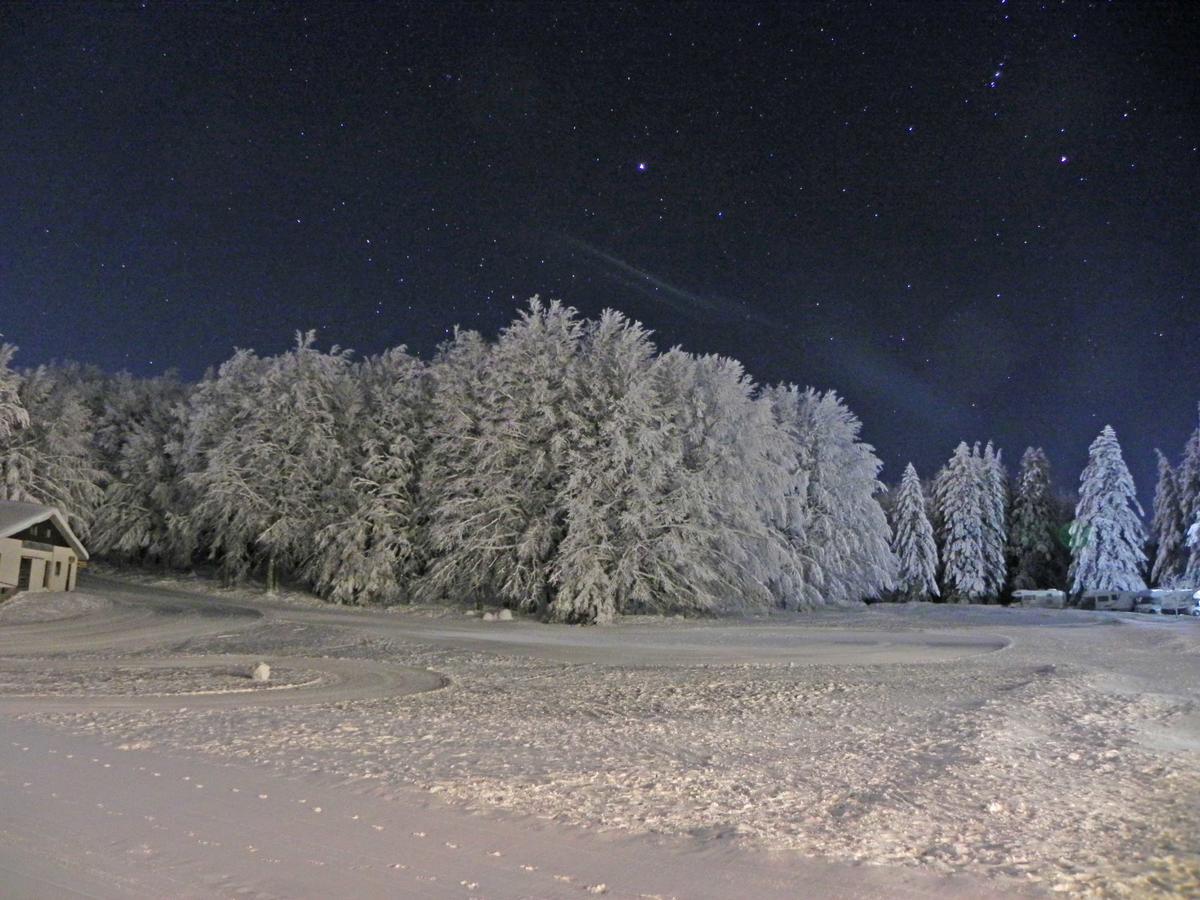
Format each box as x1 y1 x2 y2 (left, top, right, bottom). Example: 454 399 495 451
2 300 1198 621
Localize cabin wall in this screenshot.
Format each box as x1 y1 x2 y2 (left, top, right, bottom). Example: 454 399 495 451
0 537 19 588
0 537 79 592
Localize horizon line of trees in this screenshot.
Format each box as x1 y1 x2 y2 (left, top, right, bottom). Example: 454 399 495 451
2 300 1197 620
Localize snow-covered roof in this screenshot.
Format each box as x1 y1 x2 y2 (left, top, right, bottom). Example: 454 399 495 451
0 500 89 560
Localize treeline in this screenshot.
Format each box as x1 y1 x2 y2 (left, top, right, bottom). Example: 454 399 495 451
891 428 1178 603
1 300 1196 619
0 300 898 622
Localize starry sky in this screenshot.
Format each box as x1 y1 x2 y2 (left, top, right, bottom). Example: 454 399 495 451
1 1 1197 500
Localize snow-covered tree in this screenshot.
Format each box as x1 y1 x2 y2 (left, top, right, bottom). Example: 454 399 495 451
90 374 191 565
934 442 988 601
765 386 897 608
0 365 104 538
1176 418 1200 538
549 309 664 622
183 333 357 589
1069 426 1146 594
890 463 939 601
0 341 29 440
1007 447 1058 590
1184 511 1200 587
421 298 581 612
545 310 795 622
1149 449 1187 586
307 347 428 604
979 442 1008 597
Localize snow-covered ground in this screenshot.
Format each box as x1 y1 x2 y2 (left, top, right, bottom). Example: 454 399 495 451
2 573 1198 897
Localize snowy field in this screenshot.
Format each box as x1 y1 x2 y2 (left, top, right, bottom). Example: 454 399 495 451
1 573 1198 898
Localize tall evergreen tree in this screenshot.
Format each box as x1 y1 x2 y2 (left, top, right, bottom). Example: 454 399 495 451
550 309 666 623
90 374 191 565
979 442 1008 597
1175 414 1200 540
1069 426 1146 593
890 463 939 601
765 386 897 608
1008 447 1057 589
421 299 581 612
0 365 104 538
934 442 988 601
1185 511 1200 586
308 348 429 604
0 342 29 440
1149 449 1187 586
184 333 358 589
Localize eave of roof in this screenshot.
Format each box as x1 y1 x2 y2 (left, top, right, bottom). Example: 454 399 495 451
0 501 89 560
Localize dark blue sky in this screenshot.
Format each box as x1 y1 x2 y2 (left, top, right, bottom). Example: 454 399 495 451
1 1 1197 500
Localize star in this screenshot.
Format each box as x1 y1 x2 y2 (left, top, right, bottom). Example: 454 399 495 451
636 162 648 172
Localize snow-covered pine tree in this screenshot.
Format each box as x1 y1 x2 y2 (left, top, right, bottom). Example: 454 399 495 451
0 341 29 439
765 386 897 607
1069 425 1146 594
601 348 793 617
184 333 358 590
890 463 939 601
979 442 1008 597
0 365 104 538
414 328 493 604
934 442 988 602
420 299 581 612
674 355 797 612
550 308 663 623
1007 447 1058 589
90 373 191 565
308 347 429 604
1185 510 1200 586
1149 449 1187 586
548 317 799 623
1175 413 1200 567
171 349 269 569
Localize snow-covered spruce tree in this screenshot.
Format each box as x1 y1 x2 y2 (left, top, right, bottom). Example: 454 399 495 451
1176 418 1200 532
170 349 269 569
184 333 358 590
1149 449 1187 586
979 442 1008 598
670 355 797 612
0 365 104 538
764 386 897 608
420 299 581 612
1185 511 1200 586
548 312 794 622
547 309 663 623
0 341 29 440
307 347 429 605
890 463 939 601
1007 447 1058 589
89 373 191 566
934 442 988 602
1068 426 1146 594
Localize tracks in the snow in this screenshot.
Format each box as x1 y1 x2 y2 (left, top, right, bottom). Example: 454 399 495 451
0 578 448 712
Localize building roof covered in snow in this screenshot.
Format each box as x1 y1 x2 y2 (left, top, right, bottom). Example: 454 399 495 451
0 500 89 560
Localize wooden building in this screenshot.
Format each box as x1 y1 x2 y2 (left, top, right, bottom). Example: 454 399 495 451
0 501 88 594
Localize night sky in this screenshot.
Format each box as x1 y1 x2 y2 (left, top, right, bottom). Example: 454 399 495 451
2 1 1197 500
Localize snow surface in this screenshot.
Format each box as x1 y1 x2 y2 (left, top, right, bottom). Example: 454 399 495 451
2 572 1199 897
